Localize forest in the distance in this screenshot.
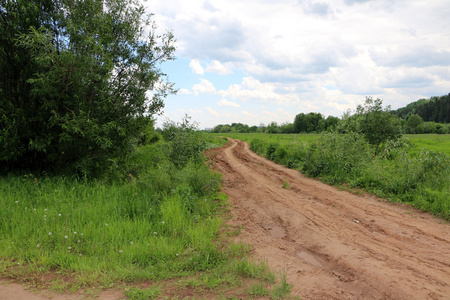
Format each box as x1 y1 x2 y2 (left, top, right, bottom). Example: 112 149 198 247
211 94 450 135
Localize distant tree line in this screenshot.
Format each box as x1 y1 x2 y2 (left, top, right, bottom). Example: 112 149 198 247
211 95 450 136
393 93 450 134
211 113 339 134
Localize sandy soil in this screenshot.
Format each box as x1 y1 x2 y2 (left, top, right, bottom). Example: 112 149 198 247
2 138 449 299
206 139 450 299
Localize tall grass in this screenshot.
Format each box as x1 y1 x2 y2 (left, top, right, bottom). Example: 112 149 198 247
0 144 227 280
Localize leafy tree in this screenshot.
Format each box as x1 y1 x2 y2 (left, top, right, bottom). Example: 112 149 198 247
354 97 402 151
405 114 424 134
294 112 323 133
280 122 296 133
0 0 175 175
324 116 340 131
265 121 280 134
219 125 231 133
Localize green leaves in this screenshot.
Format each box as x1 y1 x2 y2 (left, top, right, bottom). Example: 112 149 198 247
338 97 403 154
0 0 175 175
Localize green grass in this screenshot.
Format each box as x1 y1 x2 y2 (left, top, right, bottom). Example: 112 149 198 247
405 134 450 156
0 136 298 299
217 133 321 146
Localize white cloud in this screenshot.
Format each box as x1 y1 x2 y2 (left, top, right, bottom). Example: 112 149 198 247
149 0 450 128
192 79 216 95
205 60 233 75
178 88 192 95
206 107 220 117
189 59 204 74
217 98 240 107
218 77 299 106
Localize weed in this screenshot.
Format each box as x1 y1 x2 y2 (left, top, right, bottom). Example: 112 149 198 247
124 285 162 300
271 270 292 300
246 282 269 297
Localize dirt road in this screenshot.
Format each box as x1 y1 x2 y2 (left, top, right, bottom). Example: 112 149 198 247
207 139 450 299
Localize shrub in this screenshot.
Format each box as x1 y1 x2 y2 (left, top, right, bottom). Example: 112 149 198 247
249 139 267 156
303 132 372 184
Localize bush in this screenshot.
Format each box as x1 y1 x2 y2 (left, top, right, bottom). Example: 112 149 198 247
249 139 267 156
303 132 372 184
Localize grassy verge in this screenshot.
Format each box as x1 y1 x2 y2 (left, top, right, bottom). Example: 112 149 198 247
0 133 299 299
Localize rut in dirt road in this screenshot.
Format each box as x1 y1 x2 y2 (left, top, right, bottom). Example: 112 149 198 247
207 139 450 300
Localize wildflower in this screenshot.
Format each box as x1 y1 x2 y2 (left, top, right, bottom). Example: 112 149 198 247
79 254 82 257
58 214 61 217
37 244 40 248
33 208 36 211
48 232 52 236
80 233 84 236
44 209 47 211
130 241 133 245
65 235 68 239
74 232 77 235
119 250 123 253
15 201 18 204
68 246 72 250
105 223 108 226
44 215 47 218
161 221 165 224
153 232 157 235
176 253 179 256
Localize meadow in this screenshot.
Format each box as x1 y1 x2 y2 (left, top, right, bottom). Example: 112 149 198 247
406 134 450 156
0 132 297 299
216 132 450 220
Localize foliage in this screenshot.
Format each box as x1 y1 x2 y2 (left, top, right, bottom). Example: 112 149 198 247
338 97 403 153
394 93 450 123
302 133 373 184
161 116 208 168
405 114 424 134
0 0 175 175
294 112 324 133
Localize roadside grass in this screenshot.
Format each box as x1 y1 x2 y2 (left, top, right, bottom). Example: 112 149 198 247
0 133 299 299
225 132 450 220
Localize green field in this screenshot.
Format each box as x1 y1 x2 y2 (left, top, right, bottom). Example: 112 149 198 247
406 134 450 156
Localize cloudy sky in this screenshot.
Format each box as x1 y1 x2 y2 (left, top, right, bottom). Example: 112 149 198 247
145 0 450 129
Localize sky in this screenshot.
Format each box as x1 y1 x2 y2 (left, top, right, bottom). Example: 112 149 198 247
144 0 450 129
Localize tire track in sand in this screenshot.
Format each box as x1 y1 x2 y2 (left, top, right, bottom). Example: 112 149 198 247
207 139 450 300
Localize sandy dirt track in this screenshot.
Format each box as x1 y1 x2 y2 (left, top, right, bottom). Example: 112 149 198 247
206 139 450 299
